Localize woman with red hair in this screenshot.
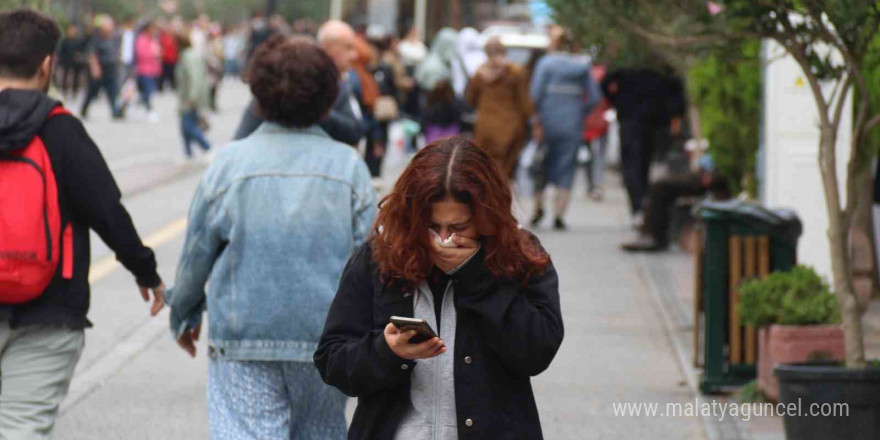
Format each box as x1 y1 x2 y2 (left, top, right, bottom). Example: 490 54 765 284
315 137 564 440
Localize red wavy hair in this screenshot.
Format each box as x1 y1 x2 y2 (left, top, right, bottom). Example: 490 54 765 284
370 137 549 285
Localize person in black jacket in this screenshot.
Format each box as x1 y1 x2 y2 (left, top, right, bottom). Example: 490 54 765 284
0 10 164 438
601 67 685 225
315 136 564 440
233 20 364 145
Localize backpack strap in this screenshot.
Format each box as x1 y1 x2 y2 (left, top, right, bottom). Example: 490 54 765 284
47 106 71 119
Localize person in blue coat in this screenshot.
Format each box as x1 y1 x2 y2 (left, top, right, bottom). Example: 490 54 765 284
529 28 600 230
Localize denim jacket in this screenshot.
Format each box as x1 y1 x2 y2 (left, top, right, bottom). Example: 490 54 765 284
167 122 377 361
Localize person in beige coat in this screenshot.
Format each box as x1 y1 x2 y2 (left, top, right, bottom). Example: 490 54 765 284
465 37 533 177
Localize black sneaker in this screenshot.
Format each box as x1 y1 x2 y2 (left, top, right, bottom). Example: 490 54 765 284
530 209 545 227
553 218 567 230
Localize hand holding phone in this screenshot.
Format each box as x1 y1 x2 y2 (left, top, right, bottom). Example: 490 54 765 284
389 316 438 343
384 317 446 360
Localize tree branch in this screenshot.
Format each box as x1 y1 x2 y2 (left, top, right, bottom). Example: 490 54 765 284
613 15 753 48
861 114 880 138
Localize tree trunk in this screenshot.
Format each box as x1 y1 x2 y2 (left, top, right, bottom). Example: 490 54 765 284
852 167 879 302
819 126 867 368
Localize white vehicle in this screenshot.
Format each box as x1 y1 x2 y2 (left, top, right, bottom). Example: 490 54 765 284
481 24 549 66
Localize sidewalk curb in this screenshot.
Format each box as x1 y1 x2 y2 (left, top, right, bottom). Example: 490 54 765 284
637 254 754 440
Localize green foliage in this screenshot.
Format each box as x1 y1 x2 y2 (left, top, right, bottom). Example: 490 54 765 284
687 40 760 197
861 33 880 158
547 0 667 68
176 0 328 24
737 380 769 404
737 265 841 327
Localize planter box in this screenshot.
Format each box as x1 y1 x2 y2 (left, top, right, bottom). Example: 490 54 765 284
777 363 880 440
757 324 844 401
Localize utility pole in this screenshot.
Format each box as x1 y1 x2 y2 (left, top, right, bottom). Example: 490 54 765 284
330 0 343 20
266 0 277 16
414 0 426 40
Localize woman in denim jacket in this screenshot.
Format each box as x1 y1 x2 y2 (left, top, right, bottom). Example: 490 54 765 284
166 37 376 440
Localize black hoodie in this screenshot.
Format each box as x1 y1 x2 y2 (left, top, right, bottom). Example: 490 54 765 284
0 89 161 328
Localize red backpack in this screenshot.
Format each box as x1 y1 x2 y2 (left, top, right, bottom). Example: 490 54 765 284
0 106 73 304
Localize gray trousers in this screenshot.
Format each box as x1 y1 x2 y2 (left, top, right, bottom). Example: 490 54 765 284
0 322 84 440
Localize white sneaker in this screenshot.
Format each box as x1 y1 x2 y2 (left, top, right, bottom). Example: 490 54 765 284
147 111 159 123
631 212 644 229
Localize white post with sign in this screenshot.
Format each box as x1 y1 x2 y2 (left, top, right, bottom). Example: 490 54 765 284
760 39 852 280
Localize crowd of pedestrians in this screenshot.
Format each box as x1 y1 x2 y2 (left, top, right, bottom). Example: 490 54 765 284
51 13 250 161
0 5 709 440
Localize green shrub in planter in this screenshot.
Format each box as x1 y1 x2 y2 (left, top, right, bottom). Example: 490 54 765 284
738 265 840 327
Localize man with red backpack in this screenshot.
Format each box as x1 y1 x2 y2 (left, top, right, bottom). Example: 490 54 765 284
0 10 165 438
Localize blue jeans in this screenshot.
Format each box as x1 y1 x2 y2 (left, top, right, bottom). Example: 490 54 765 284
181 110 211 158
208 359 347 440
136 75 157 111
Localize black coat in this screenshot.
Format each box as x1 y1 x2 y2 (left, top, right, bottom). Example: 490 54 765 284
600 68 685 127
0 89 161 327
314 241 564 440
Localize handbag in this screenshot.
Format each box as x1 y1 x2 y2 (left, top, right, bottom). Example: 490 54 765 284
373 95 399 122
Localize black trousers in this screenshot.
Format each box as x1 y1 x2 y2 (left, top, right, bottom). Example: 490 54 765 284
619 120 671 214
643 172 706 246
80 68 121 118
59 64 87 96
160 62 176 92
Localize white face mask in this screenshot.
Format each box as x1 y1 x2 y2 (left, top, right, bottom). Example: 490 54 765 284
429 229 457 248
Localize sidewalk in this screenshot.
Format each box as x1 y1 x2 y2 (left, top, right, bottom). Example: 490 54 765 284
638 200 880 440
518 172 706 439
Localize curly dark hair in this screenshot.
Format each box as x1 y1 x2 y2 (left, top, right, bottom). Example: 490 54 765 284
245 36 339 128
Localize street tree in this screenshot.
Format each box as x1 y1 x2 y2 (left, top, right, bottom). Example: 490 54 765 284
550 0 880 368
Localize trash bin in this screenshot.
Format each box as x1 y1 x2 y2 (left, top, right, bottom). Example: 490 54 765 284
693 199 801 394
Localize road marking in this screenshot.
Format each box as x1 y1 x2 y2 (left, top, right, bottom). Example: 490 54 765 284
88 217 188 283
62 216 189 416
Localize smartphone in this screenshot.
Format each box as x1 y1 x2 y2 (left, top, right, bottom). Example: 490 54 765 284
389 316 438 344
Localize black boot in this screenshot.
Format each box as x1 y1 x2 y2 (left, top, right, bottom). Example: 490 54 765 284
553 217 567 231
530 209 545 227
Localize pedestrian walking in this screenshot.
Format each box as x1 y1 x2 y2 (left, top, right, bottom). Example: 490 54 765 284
397 25 426 119
134 20 162 122
451 27 485 99
0 10 165 438
56 24 88 102
601 67 685 225
79 15 124 120
583 97 611 201
466 36 532 178
414 27 458 96
233 20 364 146
158 21 179 92
174 33 212 161
421 80 462 143
205 23 225 112
222 24 246 77
529 28 601 230
166 36 376 440
315 136 563 440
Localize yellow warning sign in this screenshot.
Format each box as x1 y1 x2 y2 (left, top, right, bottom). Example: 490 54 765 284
795 77 805 87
